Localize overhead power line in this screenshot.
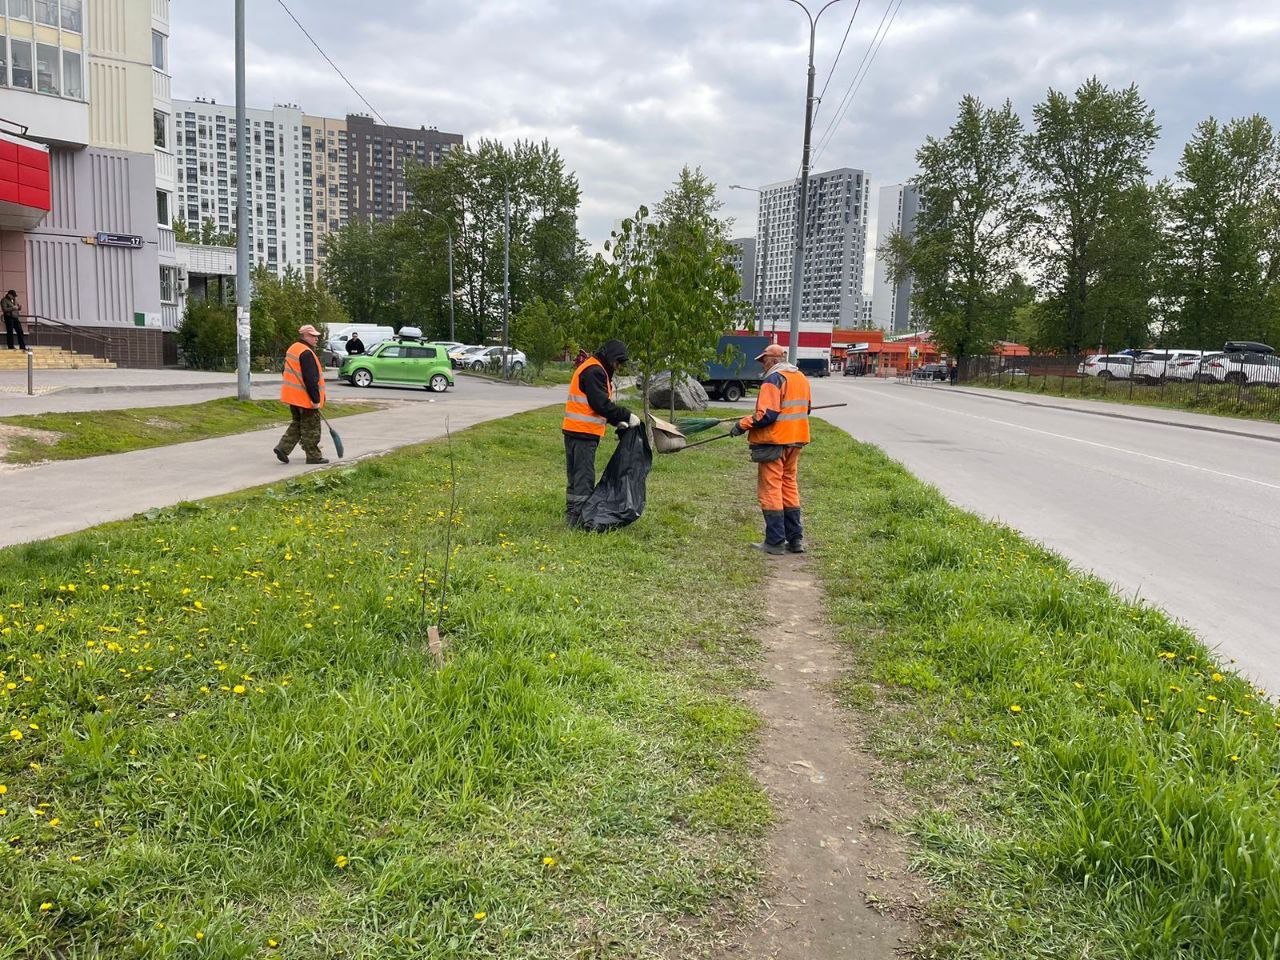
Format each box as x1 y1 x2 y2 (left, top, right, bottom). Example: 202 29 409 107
273 0 389 126
811 0 864 128
811 0 904 165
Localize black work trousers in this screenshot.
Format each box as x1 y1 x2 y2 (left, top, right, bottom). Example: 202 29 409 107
564 431 600 527
4 317 26 351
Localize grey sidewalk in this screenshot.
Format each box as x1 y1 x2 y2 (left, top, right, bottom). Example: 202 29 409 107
0 379 561 548
0 367 283 397
907 381 1280 443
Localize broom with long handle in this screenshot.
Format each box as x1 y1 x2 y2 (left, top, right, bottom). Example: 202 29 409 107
675 403 849 436
317 410 345 459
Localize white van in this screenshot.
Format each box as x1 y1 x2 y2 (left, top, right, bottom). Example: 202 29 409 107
323 324 395 367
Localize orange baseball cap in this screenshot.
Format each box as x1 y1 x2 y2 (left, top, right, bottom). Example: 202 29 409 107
298 324 322 337
754 343 787 362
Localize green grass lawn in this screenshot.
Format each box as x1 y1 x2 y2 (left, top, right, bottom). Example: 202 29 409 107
0 398 374 464
970 372 1280 424
804 423 1280 959
0 409 769 958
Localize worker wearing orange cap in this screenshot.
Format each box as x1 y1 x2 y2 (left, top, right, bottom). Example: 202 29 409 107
274 324 329 465
728 343 811 555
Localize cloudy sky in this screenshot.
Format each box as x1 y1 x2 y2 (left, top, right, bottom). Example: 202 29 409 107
174 0 1280 259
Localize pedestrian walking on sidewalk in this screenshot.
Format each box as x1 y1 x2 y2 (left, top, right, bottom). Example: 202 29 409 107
562 339 638 527
728 343 811 555
2 290 27 351
949 360 958 385
274 324 329 465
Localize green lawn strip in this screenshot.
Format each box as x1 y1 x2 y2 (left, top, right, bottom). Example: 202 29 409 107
0 409 771 958
803 422 1280 959
0 398 375 464
971 375 1280 425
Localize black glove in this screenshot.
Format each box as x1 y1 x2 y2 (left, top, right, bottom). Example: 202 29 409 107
729 422 746 438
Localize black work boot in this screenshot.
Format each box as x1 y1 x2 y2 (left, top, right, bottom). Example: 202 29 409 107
273 446 289 464
751 541 786 556
786 539 806 554
305 456 330 465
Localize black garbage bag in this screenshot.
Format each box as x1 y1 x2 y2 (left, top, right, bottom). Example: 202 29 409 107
580 427 653 532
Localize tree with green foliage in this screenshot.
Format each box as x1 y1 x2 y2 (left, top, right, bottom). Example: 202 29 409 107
512 298 573 376
884 96 1033 360
1165 115 1280 349
1024 78 1160 352
578 167 740 424
400 139 588 343
320 218 406 328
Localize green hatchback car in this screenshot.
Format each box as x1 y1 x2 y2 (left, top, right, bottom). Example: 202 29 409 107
339 337 456 392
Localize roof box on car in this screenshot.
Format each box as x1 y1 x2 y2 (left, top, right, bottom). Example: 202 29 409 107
396 326 424 340
1224 341 1273 354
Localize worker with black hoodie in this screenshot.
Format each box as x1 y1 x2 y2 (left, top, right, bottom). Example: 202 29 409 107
562 339 638 527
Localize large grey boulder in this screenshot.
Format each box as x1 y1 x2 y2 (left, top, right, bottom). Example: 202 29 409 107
646 372 709 412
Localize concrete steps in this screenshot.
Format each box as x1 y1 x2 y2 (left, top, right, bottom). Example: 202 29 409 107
0 346 116 370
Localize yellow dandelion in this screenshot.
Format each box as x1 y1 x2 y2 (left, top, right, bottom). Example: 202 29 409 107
474 911 487 921
232 684 246 695
195 931 204 941
1009 704 1022 714
0 785 6 795
335 854 349 869
39 902 52 912
268 939 279 948
542 855 556 867
1212 673 1225 682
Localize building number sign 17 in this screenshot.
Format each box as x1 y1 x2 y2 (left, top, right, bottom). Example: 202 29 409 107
95 232 144 249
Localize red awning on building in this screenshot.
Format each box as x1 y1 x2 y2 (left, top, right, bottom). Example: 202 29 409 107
0 131 50 231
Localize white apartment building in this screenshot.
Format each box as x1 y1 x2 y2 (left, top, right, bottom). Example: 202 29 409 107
871 183 922 334
302 114 348 278
755 167 870 338
174 98 307 277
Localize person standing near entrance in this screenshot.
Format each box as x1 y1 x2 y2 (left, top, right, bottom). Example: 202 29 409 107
274 324 329 465
949 359 959 385
729 343 811 555
562 339 638 527
2 290 26 351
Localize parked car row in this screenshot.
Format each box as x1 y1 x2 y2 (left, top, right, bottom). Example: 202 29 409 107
1077 342 1280 387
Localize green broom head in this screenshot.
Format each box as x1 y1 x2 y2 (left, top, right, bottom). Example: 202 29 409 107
674 416 724 435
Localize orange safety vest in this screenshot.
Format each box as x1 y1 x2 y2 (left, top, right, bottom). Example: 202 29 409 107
562 356 611 437
747 368 811 446
280 341 326 410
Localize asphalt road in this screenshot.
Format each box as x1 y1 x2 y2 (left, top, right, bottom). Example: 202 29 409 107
813 377 1280 690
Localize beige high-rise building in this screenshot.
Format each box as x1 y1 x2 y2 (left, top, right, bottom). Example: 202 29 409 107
302 114 347 278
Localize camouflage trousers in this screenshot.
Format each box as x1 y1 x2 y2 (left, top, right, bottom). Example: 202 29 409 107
277 405 323 460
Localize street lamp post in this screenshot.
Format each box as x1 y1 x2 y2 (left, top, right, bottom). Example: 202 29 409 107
233 0 250 400
422 210 455 343
503 179 510 380
783 0 850 364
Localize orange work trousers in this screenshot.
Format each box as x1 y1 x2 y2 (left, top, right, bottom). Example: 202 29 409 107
756 447 802 512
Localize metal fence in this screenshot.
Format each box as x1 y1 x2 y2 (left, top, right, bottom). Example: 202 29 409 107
958 354 1280 421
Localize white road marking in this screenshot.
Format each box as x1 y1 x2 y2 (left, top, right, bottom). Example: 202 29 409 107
831 387 1280 493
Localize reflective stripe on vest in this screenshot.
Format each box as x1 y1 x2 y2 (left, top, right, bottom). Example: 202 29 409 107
280 342 326 409
748 369 811 445
562 356 611 436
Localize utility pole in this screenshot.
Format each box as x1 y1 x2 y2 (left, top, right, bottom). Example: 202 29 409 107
784 0 849 364
502 180 510 379
233 0 250 400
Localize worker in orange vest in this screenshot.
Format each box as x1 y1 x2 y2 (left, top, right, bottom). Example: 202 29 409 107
274 323 329 465
562 339 639 527
729 343 811 555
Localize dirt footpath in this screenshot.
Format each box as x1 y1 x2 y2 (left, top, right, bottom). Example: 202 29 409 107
720 555 920 959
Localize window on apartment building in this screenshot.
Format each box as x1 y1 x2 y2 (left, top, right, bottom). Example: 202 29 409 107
153 110 169 149
61 50 81 98
152 30 165 70
35 42 58 93
60 0 81 31
33 0 55 26
156 190 170 225
159 266 176 304
8 0 31 20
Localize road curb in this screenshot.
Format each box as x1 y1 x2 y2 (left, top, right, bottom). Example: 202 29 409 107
929 383 1280 444
42 377 286 396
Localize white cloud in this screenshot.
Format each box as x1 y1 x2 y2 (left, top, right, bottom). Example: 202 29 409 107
172 0 1280 266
